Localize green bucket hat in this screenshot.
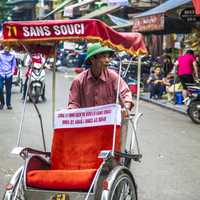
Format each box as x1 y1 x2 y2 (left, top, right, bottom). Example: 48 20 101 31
85 43 114 63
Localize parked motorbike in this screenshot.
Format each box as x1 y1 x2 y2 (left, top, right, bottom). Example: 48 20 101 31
56 43 87 69
28 64 46 103
44 57 55 70
108 53 153 91
186 81 200 124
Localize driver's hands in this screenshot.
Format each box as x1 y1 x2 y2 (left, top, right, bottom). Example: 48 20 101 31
121 108 129 118
121 102 132 118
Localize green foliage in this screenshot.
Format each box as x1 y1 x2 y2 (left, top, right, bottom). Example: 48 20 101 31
0 0 11 21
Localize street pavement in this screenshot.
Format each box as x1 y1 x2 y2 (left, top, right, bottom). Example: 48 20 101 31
0 69 200 199
133 101 200 200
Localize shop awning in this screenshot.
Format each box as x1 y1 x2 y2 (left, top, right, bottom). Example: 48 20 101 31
63 0 95 17
106 14 132 29
42 0 74 19
107 14 130 26
6 0 35 4
132 0 193 34
79 4 121 19
112 23 133 30
135 0 192 18
192 0 200 15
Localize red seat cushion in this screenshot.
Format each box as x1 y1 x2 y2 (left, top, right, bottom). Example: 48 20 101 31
51 126 121 170
26 125 121 190
27 169 97 190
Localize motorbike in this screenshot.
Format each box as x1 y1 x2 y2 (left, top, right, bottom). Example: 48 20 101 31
108 53 152 92
28 63 46 103
55 42 87 69
44 57 54 70
186 81 200 124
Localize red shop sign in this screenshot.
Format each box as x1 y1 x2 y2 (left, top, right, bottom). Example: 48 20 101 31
132 13 164 32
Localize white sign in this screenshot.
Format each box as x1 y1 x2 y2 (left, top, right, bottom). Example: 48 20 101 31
54 104 121 129
63 42 76 50
64 7 74 17
106 0 129 6
174 42 181 49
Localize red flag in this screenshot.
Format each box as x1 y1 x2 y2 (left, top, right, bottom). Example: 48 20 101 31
193 0 200 15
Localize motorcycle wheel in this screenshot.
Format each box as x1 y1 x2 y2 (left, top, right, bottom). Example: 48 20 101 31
41 87 46 102
34 87 40 103
188 101 200 124
19 79 23 93
29 87 40 104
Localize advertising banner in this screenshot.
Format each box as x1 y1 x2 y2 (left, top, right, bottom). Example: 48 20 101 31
54 104 121 129
2 19 147 55
132 14 165 32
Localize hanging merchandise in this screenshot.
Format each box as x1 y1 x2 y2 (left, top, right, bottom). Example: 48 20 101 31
184 30 200 53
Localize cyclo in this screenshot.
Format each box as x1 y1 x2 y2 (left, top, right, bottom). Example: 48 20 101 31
2 19 147 200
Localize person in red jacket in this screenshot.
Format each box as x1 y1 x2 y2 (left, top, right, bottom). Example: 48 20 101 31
22 53 45 101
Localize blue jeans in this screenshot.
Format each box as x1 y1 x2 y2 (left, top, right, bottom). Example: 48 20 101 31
149 83 165 98
0 75 13 106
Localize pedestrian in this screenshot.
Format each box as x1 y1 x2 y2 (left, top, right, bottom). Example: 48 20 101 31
161 54 173 77
174 49 199 99
0 44 16 110
68 43 134 153
147 65 165 99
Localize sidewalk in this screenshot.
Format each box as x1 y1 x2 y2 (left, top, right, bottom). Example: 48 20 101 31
140 92 187 115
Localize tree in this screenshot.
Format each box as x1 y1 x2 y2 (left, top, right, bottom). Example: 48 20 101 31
0 0 11 21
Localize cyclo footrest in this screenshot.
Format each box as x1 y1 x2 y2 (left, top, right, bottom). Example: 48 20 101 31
115 151 142 162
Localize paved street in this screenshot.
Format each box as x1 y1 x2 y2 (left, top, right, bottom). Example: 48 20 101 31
0 69 200 200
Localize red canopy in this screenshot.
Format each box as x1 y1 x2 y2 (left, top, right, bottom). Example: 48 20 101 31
193 0 200 15
2 19 147 55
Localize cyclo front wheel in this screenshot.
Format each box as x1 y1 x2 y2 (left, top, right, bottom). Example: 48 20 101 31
3 180 25 200
3 167 25 200
109 173 137 200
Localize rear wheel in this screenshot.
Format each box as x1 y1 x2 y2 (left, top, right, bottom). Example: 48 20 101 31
11 181 25 200
188 101 200 124
19 79 23 93
41 86 46 102
30 87 40 104
109 173 137 200
34 87 41 103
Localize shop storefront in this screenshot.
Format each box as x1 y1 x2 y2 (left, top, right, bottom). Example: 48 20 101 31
132 0 194 57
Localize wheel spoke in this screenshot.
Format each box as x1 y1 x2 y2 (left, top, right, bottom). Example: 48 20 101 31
111 174 136 200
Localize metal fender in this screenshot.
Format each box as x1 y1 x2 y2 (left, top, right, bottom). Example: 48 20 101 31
3 166 24 200
100 165 136 200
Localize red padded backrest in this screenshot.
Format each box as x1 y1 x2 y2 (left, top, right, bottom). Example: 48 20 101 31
51 125 121 170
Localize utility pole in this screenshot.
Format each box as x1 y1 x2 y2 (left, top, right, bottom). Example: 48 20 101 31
39 0 45 19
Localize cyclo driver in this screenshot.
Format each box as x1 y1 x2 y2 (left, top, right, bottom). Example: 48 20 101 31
68 43 134 152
